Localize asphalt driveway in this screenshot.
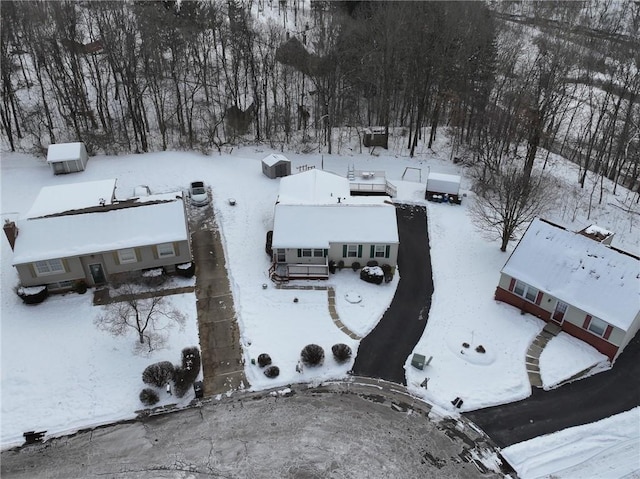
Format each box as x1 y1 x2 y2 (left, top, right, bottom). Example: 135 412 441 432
352 204 433 384
466 330 640 448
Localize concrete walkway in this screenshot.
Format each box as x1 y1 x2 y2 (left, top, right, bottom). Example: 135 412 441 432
189 203 247 396
276 284 362 340
525 322 561 388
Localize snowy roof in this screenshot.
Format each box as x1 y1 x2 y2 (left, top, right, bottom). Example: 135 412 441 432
502 218 640 330
25 179 117 219
262 153 290 167
427 172 461 184
46 142 85 163
272 203 398 249
277 169 351 204
13 200 188 265
579 224 614 242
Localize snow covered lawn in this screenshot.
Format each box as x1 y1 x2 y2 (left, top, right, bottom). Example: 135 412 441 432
0 144 632 474
502 407 640 479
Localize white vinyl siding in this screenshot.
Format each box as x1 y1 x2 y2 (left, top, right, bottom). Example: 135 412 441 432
117 248 137 264
34 259 65 276
157 243 175 258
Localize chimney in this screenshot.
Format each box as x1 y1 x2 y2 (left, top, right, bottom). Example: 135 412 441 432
3 220 18 250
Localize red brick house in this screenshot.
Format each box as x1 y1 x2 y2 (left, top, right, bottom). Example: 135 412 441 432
495 218 640 361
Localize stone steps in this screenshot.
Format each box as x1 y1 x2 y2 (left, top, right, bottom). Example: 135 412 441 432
524 322 562 389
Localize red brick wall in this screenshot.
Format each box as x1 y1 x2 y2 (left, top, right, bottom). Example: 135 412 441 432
494 287 619 361
494 287 550 320
561 321 618 360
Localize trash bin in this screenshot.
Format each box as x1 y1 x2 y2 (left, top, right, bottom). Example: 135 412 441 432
193 381 204 399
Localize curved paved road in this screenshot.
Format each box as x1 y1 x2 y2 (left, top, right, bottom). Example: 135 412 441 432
1 381 505 479
353 205 433 384
466 330 640 448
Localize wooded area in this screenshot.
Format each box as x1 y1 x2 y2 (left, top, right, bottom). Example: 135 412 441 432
1 0 638 202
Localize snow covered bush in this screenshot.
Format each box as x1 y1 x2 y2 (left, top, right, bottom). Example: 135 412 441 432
142 361 175 388
380 264 394 283
176 262 195 278
264 366 280 378
366 260 379 267
173 347 201 398
331 343 352 363
74 280 88 294
139 388 160 406
181 347 201 384
360 266 384 285
301 344 324 366
257 353 272 368
15 285 48 304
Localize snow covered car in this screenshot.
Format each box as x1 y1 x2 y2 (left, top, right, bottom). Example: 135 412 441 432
189 181 209 206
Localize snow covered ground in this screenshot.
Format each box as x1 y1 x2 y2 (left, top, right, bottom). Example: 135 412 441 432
502 407 640 479
1 136 638 476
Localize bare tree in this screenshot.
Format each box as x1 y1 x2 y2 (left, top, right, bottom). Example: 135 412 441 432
95 286 186 354
471 163 559 252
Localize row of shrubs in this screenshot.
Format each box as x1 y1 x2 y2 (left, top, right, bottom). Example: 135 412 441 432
256 343 353 379
139 346 201 406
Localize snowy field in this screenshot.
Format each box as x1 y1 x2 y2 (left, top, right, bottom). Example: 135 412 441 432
1 136 638 476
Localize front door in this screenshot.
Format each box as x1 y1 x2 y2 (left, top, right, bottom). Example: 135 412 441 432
552 300 568 324
89 263 106 285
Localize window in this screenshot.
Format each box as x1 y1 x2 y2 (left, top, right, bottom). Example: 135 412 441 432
587 316 607 337
157 243 175 258
313 249 325 258
347 245 358 257
117 248 137 264
276 249 286 262
525 286 539 303
513 280 539 303
374 245 386 258
301 248 312 257
34 259 65 276
47 280 74 291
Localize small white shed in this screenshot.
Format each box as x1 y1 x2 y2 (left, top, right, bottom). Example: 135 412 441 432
47 142 89 175
425 172 462 204
262 153 291 179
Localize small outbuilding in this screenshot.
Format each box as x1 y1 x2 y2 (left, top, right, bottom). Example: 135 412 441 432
425 172 462 204
362 127 388 149
261 154 291 179
47 142 89 175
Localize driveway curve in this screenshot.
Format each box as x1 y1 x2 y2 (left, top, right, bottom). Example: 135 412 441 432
466 330 640 448
353 204 434 384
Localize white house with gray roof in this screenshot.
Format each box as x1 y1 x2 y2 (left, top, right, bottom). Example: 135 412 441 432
4 180 191 292
270 169 398 280
495 217 640 361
